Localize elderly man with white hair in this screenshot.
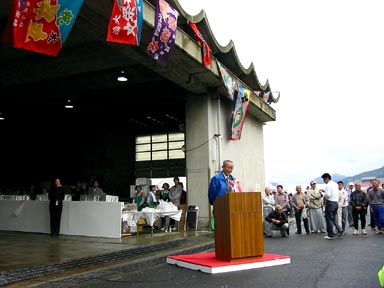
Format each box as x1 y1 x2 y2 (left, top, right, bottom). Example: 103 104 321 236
350 181 368 235
262 187 275 218
308 180 326 233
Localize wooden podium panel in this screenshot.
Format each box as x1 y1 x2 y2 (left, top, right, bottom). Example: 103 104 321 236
214 192 264 261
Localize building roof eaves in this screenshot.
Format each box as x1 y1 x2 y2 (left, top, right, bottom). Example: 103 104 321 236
172 0 278 103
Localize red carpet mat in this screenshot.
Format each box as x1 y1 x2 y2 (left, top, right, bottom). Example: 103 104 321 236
167 252 291 274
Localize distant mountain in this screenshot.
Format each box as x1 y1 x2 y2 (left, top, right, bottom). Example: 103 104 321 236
314 166 384 184
341 166 384 184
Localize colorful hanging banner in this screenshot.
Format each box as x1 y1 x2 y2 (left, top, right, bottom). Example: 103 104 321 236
254 91 261 97
146 0 179 64
188 21 211 66
3 0 83 56
217 61 238 101
262 91 271 103
230 85 250 140
106 0 143 46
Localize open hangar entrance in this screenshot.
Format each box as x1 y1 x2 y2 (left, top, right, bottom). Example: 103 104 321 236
0 0 278 227
0 0 208 197
0 72 187 198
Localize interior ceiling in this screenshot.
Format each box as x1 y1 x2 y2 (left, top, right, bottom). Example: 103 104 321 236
0 0 202 134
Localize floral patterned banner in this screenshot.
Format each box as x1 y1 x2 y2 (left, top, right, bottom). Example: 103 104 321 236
146 0 178 64
230 85 250 140
217 61 238 101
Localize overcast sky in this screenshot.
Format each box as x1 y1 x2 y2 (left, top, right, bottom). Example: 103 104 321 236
178 0 384 185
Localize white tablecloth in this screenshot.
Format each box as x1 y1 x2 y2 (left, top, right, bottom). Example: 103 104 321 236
122 210 182 227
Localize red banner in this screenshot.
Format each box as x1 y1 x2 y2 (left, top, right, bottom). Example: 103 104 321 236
3 0 83 56
106 0 143 46
188 21 211 66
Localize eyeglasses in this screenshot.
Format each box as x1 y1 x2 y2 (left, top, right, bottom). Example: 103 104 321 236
310 183 316 185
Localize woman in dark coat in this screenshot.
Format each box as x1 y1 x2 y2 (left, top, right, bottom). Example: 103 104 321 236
48 178 65 236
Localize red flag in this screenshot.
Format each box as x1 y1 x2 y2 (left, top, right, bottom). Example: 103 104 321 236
106 0 143 46
3 0 40 47
3 0 83 56
188 21 211 66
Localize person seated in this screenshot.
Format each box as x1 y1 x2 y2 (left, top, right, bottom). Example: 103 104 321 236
159 183 170 229
71 181 85 201
36 186 49 201
29 184 37 201
40 187 48 195
264 204 289 237
160 183 170 201
146 185 158 208
87 180 105 200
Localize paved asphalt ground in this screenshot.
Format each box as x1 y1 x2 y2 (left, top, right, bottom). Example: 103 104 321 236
3 223 384 288
83 229 384 288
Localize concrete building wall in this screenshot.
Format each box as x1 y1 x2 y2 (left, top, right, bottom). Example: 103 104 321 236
185 91 265 229
184 92 212 229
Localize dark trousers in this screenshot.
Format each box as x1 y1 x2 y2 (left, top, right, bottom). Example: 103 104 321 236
49 203 63 235
325 201 342 237
352 208 366 229
294 208 309 234
370 208 376 228
348 203 354 227
283 211 290 235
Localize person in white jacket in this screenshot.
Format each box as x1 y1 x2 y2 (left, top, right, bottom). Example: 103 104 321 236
337 181 349 233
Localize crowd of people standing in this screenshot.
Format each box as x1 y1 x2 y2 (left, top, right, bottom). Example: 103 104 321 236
263 173 384 239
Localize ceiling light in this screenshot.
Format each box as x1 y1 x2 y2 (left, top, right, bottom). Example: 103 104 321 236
117 70 128 82
65 99 74 109
0 113 4 120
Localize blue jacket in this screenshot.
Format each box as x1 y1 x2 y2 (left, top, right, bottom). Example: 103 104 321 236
208 171 234 205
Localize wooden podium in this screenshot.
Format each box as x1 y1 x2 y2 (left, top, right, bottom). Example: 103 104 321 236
213 192 264 261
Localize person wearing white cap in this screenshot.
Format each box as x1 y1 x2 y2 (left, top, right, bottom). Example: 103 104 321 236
308 180 326 233
346 182 355 227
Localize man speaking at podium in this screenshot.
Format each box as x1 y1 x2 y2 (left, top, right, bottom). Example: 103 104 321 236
208 160 238 205
209 160 261 262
